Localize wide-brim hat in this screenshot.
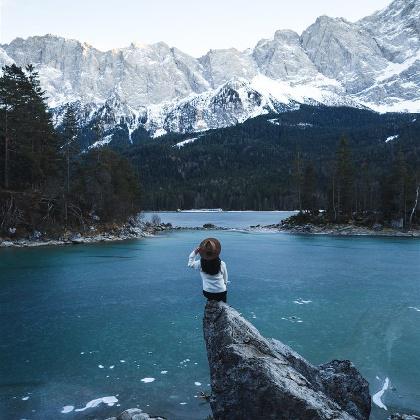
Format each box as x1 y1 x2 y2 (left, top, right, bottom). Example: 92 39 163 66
199 237 221 260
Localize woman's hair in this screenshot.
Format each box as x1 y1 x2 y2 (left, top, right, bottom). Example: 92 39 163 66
201 257 221 275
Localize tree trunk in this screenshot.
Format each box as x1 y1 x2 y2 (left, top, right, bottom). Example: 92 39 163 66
409 185 419 228
4 111 9 189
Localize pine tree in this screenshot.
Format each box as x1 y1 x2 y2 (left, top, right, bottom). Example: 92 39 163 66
0 64 32 189
0 64 58 191
334 137 354 219
60 104 80 224
24 64 59 189
302 162 317 214
292 149 304 212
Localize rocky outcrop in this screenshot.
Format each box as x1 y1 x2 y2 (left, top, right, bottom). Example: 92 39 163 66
203 301 371 420
105 408 165 420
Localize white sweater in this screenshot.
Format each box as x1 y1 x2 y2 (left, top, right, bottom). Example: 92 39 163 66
188 250 228 293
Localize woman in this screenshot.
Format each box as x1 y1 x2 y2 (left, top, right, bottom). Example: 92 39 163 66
188 237 228 303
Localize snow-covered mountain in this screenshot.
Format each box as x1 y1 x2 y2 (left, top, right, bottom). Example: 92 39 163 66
0 0 419 142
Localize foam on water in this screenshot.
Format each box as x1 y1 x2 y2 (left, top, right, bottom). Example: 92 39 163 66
409 306 420 312
372 377 389 410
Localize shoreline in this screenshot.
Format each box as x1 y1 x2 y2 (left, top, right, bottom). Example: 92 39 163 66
0 222 172 249
2 221 419 249
267 223 420 238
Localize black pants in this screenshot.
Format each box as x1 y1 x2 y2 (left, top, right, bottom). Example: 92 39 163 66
203 290 227 303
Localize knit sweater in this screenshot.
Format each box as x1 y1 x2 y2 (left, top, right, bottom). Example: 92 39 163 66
187 250 228 293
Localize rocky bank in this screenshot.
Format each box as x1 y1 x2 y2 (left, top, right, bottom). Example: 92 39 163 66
0 220 172 248
203 300 371 420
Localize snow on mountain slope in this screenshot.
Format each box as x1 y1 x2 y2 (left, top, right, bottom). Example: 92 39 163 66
301 16 389 93
358 0 419 63
0 0 419 142
356 0 420 111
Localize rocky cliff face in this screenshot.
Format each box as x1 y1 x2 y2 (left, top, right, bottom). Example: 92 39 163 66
1 0 419 141
203 301 371 420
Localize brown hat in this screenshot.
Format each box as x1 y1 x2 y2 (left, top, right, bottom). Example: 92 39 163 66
199 238 221 260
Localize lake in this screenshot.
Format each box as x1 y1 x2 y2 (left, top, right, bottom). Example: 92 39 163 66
142 210 297 228
1 212 419 419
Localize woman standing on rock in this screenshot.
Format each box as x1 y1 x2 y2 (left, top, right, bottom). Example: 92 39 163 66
188 237 228 303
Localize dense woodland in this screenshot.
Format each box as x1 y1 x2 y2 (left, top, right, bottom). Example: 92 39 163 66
1 64 419 238
0 64 141 238
125 106 419 227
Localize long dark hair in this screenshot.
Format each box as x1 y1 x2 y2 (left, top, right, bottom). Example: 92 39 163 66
201 257 221 275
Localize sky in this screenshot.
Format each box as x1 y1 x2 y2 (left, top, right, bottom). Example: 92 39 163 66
0 0 392 57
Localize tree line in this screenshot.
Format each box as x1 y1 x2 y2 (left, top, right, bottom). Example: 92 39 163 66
127 106 419 228
292 137 419 228
0 64 141 238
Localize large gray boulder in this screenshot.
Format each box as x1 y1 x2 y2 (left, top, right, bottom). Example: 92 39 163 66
203 301 371 420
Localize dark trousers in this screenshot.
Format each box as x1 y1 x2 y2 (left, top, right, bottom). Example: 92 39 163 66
203 290 227 303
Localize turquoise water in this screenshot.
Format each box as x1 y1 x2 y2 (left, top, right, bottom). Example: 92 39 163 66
1 213 419 419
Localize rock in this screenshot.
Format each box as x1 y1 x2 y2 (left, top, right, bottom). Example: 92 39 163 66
391 218 404 229
203 223 217 229
29 230 42 241
105 408 166 420
203 301 371 420
69 233 84 244
372 223 383 231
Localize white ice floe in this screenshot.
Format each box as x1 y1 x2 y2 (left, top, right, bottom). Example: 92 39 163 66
21 396 29 401
120 360 126 363
141 377 155 383
372 377 389 410
61 405 74 414
74 396 118 412
180 402 187 405
293 299 312 305
409 306 420 312
98 365 104 369
160 370 168 374
194 382 201 386
109 365 115 369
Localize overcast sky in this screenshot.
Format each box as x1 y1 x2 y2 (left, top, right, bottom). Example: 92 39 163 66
0 0 391 56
